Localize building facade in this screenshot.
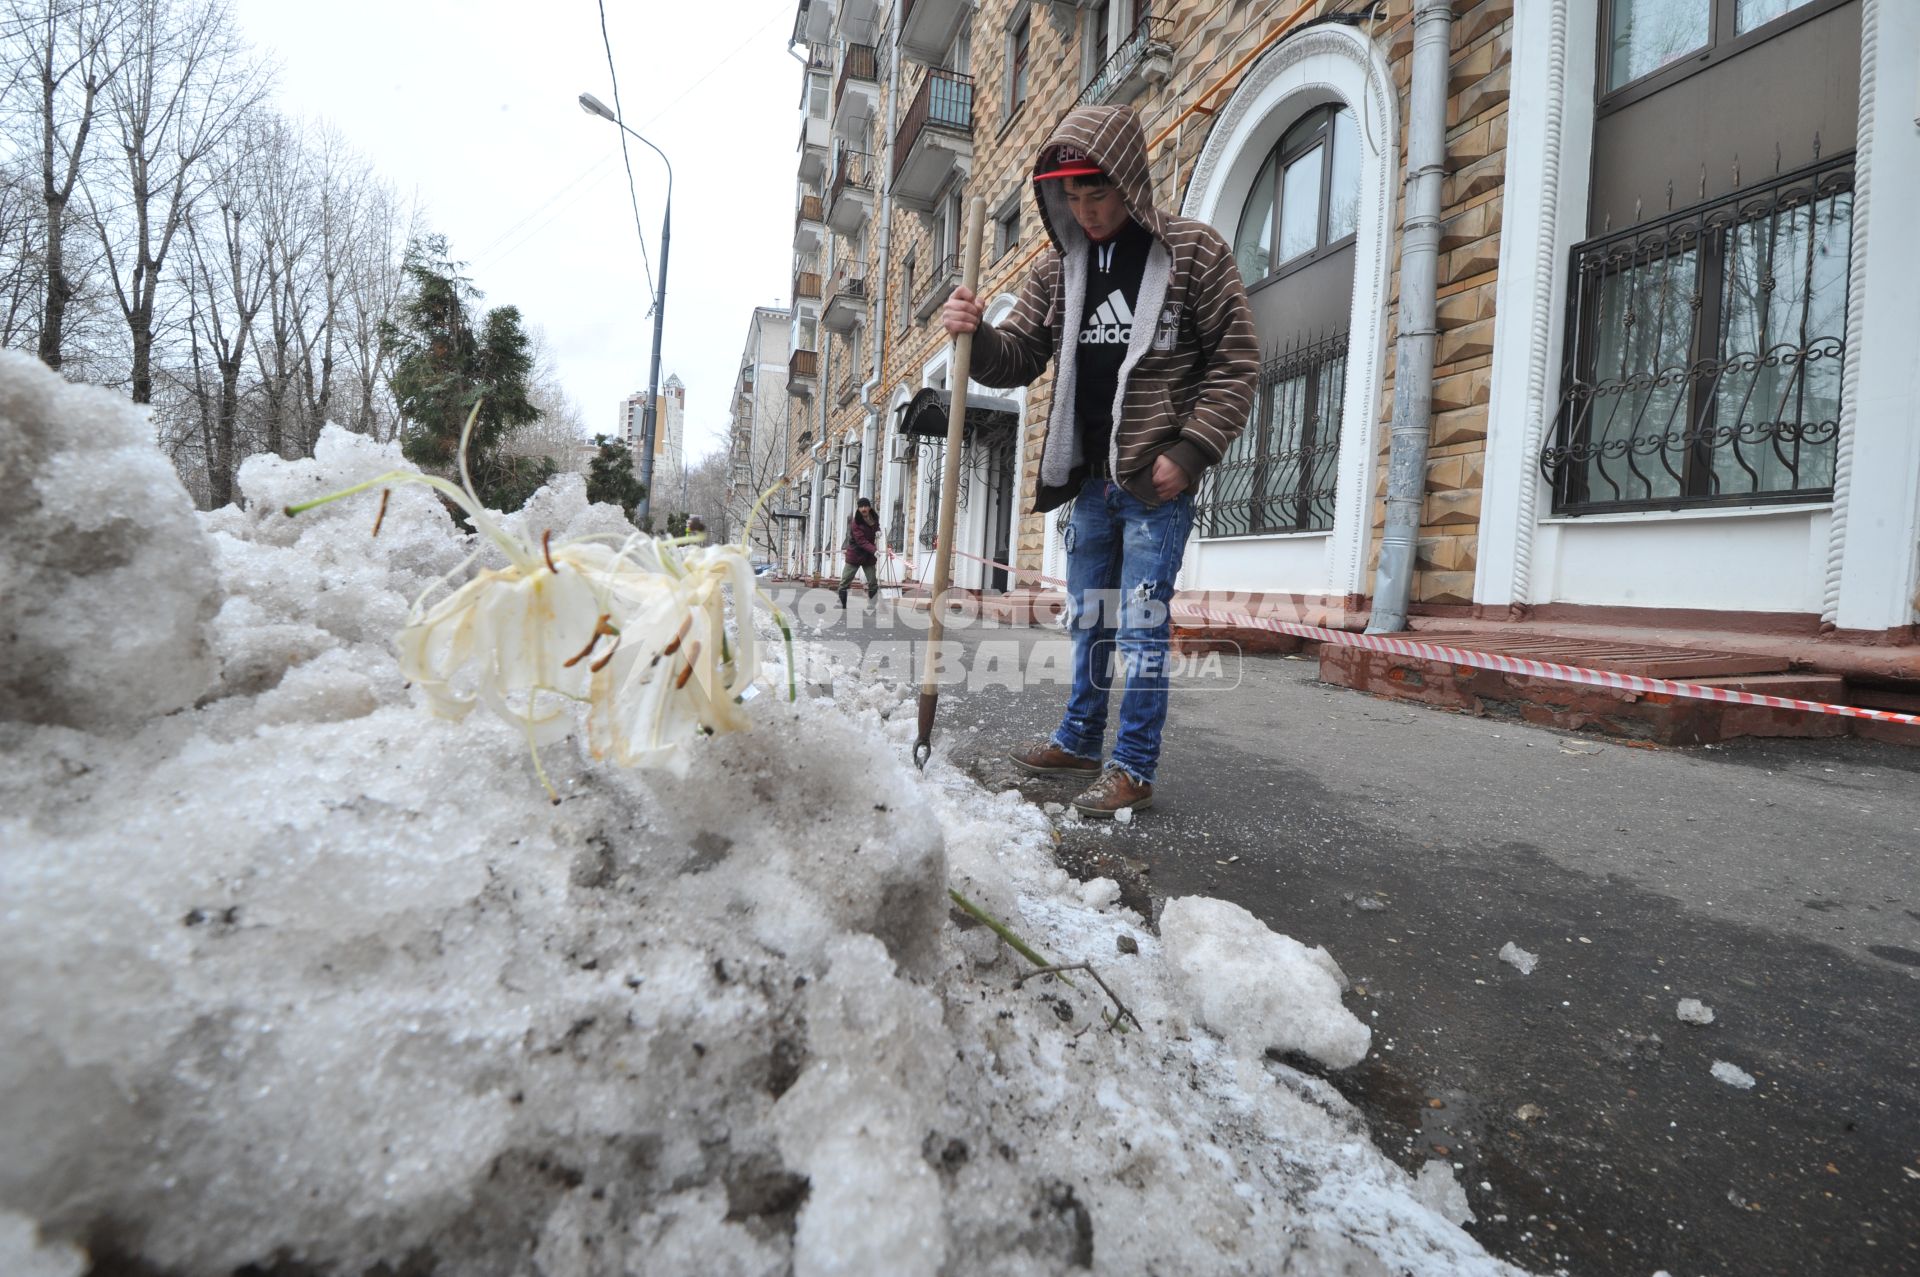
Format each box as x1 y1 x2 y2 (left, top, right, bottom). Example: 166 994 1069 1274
775 0 1918 671
725 306 798 565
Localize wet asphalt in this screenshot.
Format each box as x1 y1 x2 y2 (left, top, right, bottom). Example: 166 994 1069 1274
798 591 1920 1277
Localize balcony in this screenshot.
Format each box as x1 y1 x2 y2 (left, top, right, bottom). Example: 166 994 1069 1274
835 0 880 41
788 346 818 396
793 0 833 45
793 251 822 301
891 69 973 211
831 42 879 141
825 147 873 234
913 252 959 321
797 112 828 184
835 369 860 407
823 260 869 333
1078 15 1175 108
899 0 968 67
794 192 823 251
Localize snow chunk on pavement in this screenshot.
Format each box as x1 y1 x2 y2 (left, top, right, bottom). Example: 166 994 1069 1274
1415 1160 1475 1226
1499 942 1538 975
1711 1061 1757 1089
0 351 220 728
1677 998 1716 1025
0 1212 85 1277
1160 896 1371 1069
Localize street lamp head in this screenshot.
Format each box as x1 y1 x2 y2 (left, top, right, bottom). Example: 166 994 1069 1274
578 92 617 122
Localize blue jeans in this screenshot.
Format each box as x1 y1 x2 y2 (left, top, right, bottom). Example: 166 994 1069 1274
1050 475 1196 784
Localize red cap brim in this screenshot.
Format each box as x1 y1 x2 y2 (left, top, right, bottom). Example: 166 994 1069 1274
1034 163 1107 182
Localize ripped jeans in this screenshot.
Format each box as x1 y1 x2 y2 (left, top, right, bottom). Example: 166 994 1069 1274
1050 474 1196 785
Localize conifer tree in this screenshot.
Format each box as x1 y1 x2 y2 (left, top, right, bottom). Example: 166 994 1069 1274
587 434 649 526
384 234 551 511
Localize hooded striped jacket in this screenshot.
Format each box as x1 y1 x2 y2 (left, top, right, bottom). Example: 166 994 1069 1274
971 104 1260 512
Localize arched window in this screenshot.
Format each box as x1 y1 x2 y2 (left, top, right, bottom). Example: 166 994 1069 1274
1232 104 1361 286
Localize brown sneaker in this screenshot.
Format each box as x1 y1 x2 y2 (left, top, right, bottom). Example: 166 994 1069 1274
1071 768 1154 818
1008 740 1102 776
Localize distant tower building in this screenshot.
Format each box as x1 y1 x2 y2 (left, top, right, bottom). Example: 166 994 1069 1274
614 378 686 513
653 374 686 510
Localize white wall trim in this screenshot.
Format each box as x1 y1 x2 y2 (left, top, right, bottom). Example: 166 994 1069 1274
1831 0 1920 631
1477 0 1588 610
1179 22 1398 598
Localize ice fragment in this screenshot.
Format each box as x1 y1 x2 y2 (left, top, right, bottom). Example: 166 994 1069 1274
1498 942 1538 975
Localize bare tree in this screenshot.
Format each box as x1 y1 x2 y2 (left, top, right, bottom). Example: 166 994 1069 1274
247 110 316 456
1 0 131 369
181 112 269 508
0 153 45 347
88 0 269 404
337 177 410 441
505 326 591 475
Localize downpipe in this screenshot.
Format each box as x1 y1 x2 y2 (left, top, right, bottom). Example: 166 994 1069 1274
857 3 903 505
1368 0 1452 634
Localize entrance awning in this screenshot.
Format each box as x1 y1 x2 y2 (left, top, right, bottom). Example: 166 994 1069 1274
894 387 1020 440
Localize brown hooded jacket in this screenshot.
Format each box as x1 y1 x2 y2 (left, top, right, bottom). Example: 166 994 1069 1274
970 105 1260 512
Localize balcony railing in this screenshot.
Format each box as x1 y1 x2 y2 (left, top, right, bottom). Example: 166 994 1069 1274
793 251 822 300
835 369 859 406
1198 332 1348 538
829 148 873 208
1540 158 1852 515
913 252 960 319
1078 14 1175 108
796 194 823 227
804 40 832 71
823 260 870 332
789 347 818 383
834 42 879 111
893 68 974 183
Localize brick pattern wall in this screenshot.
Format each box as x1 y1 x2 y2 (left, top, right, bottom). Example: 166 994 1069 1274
786 0 1514 609
1371 0 1511 606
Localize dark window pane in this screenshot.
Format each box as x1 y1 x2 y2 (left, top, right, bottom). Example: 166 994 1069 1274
1582 247 1699 504
1608 0 1710 91
1710 189 1849 495
1737 0 1817 32
1278 107 1324 157
1327 107 1360 242
1277 144 1323 263
1233 153 1276 284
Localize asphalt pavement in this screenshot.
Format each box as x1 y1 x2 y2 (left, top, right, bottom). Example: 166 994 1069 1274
795 589 1920 1277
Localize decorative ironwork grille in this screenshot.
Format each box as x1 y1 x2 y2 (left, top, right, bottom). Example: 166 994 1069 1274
1077 13 1173 108
1198 331 1347 538
888 494 905 552
918 448 942 548
1541 157 1853 514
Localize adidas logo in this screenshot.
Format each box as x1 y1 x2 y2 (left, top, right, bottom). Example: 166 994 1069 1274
1080 290 1133 345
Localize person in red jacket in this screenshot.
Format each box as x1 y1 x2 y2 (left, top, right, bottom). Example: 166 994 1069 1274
837 497 881 608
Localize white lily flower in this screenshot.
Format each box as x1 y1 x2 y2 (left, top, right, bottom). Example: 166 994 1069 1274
287 405 787 797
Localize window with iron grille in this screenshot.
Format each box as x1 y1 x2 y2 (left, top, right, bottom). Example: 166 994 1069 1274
1541 157 1852 515
1198 332 1346 538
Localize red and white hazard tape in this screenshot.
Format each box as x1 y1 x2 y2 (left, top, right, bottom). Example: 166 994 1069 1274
884 546 1920 730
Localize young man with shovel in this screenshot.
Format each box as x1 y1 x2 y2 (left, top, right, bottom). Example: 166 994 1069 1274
940 105 1258 818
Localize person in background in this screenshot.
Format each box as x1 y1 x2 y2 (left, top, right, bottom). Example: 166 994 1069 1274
837 496 881 608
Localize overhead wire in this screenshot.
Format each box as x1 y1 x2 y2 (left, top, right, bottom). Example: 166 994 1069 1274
597 0 656 306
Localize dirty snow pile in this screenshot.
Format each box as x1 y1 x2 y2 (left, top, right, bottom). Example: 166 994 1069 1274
0 352 1528 1276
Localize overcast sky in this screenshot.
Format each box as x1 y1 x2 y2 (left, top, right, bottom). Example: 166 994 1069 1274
229 0 801 463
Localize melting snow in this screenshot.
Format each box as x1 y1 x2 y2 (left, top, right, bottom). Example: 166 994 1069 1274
0 352 1529 1275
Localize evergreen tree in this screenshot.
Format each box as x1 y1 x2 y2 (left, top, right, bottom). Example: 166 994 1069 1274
384 234 552 511
587 434 649 525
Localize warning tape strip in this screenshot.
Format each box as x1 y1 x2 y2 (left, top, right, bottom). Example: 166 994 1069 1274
872 547 1920 730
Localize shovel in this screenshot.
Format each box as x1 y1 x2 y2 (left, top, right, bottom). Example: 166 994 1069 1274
913 195 988 771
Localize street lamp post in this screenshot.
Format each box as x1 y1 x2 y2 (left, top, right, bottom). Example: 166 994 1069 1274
579 91 671 528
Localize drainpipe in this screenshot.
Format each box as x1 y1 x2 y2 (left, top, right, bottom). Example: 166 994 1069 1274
858 4 902 504
1367 0 1452 634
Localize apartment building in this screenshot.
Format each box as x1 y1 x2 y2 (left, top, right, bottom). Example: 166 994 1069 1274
778 0 1918 691
726 305 798 565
